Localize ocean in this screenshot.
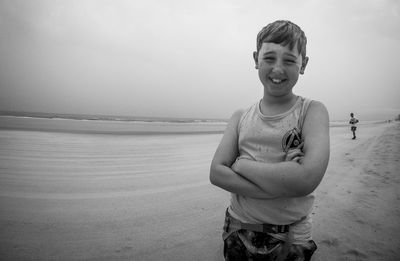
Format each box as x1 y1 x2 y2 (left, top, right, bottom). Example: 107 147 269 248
0 111 387 135
0 111 228 134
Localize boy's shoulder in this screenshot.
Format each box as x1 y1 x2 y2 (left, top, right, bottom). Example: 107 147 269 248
232 101 259 119
302 98 329 125
228 102 260 131
293 96 324 118
304 98 327 112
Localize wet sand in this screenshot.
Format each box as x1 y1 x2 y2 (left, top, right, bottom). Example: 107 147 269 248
0 121 399 260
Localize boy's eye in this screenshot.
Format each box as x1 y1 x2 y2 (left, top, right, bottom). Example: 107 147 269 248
263 57 275 62
284 59 296 64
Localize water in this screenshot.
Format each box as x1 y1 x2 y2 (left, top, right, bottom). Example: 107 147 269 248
0 111 228 124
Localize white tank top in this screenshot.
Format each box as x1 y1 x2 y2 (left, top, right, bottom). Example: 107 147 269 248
230 96 314 225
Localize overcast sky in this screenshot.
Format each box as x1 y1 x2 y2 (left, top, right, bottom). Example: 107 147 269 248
0 0 399 121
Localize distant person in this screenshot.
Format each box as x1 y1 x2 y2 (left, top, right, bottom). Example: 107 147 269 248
349 113 359 140
210 20 330 261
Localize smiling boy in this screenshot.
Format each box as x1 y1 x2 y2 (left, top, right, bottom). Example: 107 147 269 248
210 20 330 260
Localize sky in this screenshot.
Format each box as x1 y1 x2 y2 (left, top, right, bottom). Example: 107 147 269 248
0 0 399 121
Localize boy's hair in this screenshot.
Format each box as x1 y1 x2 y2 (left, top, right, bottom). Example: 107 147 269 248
256 20 307 59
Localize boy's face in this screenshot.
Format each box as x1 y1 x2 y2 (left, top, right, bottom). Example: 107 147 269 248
253 42 308 98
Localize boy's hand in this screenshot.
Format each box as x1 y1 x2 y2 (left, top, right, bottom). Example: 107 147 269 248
285 142 304 163
231 159 241 173
231 158 251 174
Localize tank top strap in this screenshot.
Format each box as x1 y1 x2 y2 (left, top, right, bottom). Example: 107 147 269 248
297 97 313 131
236 102 257 134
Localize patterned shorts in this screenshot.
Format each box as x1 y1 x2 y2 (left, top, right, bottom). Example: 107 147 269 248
224 230 317 261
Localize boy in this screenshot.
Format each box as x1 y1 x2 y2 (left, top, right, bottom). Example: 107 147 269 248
210 20 330 260
349 112 359 140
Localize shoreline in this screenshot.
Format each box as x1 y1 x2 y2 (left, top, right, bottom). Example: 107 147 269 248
0 115 391 135
0 115 227 135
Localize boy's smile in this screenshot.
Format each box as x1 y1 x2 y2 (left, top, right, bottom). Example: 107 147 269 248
254 42 307 99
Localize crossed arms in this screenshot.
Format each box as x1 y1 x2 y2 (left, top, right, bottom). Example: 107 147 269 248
209 101 330 199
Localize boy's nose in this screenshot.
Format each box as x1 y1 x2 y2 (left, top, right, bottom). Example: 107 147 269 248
271 62 284 74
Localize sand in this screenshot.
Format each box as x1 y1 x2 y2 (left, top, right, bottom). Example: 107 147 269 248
0 121 399 260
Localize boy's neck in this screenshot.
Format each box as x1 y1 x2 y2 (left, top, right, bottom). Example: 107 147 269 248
260 93 298 116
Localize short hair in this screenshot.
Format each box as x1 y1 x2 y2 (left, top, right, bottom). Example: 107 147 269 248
256 20 307 59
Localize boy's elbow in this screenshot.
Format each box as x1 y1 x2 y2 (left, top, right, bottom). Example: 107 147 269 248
210 175 219 187
284 165 322 197
293 154 329 196
210 161 232 188
209 164 221 186
293 183 317 197
209 170 217 186
287 179 317 197
294 169 325 196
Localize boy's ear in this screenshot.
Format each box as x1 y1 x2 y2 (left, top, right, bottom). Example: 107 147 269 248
253 51 259 69
300 56 309 75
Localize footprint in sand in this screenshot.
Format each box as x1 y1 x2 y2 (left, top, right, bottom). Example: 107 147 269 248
345 248 368 258
369 190 378 197
115 246 133 253
320 237 340 247
366 169 380 176
355 219 366 225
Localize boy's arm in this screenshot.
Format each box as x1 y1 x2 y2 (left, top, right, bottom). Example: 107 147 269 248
233 101 330 197
209 109 275 199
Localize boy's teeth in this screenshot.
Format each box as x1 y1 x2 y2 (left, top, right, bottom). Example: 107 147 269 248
272 78 283 83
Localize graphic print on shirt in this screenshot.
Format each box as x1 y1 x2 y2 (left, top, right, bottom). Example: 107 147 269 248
282 127 302 152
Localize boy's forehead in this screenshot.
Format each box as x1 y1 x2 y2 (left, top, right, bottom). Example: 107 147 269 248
259 42 300 56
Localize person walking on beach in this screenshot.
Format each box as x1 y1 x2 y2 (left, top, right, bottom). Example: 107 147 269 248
349 112 359 140
210 20 330 260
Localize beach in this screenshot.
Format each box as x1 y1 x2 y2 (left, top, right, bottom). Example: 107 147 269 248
0 119 399 260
